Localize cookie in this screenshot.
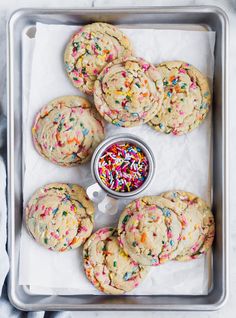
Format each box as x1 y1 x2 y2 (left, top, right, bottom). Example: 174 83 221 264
94 56 163 127
148 61 211 135
160 191 215 261
32 96 105 166
25 183 94 252
83 227 149 294
117 196 184 266
64 22 133 95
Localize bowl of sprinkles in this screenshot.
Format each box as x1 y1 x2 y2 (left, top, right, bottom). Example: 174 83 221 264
91 134 155 198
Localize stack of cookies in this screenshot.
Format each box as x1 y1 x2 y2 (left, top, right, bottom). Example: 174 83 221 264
83 191 215 294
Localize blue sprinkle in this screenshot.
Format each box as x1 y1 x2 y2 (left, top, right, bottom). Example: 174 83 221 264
52 208 59 215
172 78 178 85
65 194 71 200
167 91 172 97
159 123 164 129
170 240 174 246
172 192 178 198
163 208 171 217
64 62 73 72
151 258 158 265
204 91 209 97
123 272 132 281
82 128 89 136
72 152 77 159
132 112 139 117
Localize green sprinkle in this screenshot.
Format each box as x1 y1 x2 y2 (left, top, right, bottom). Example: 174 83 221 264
168 107 172 113
57 123 63 132
126 95 131 102
163 80 168 86
113 261 117 267
73 42 80 48
115 100 120 104
62 211 68 216
81 67 86 74
70 118 75 122
44 238 48 244
73 77 78 81
135 83 140 88
132 241 137 247
122 215 131 224
95 43 102 51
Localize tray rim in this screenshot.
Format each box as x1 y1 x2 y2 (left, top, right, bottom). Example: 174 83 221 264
7 5 229 311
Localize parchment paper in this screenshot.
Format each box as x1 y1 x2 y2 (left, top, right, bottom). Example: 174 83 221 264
19 23 215 295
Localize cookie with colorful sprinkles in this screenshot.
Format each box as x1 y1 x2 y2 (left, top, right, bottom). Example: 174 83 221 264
160 190 215 261
32 96 105 167
25 183 94 252
94 56 163 127
64 22 133 95
83 227 149 294
117 196 185 266
148 61 211 135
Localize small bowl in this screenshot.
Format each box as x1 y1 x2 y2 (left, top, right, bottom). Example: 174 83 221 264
90 134 156 199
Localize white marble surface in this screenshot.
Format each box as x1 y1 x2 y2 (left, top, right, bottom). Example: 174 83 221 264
1 0 236 317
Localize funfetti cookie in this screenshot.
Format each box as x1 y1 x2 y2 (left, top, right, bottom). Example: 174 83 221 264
83 227 149 295
160 191 215 261
117 196 184 266
64 22 133 95
94 56 163 127
25 183 94 252
148 61 211 135
32 96 105 167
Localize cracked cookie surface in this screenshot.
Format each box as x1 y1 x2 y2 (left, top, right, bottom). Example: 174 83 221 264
25 183 94 252
94 56 163 127
148 61 211 135
64 22 133 95
83 227 149 294
32 96 105 167
117 196 184 266
160 191 215 261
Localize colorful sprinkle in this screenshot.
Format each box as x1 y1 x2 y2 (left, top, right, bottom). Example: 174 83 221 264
98 143 149 193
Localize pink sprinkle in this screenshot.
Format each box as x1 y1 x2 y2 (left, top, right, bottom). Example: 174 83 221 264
142 63 150 71
136 200 141 210
80 226 88 232
106 54 113 61
136 213 143 221
179 110 185 115
179 68 187 74
121 71 126 78
190 82 197 89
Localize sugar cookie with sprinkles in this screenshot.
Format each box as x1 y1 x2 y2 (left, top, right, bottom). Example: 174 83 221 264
148 61 211 135
94 56 163 127
64 22 133 95
25 183 94 252
32 96 105 167
117 196 185 266
83 227 149 294
160 190 215 261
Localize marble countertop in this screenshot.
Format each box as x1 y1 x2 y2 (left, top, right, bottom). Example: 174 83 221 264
1 0 236 317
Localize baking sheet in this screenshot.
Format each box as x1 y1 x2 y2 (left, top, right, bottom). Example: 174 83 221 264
19 23 215 295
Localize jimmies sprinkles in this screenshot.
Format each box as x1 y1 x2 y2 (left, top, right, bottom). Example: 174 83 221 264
98 142 149 193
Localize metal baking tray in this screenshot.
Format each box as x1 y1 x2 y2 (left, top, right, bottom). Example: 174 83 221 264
7 6 229 311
